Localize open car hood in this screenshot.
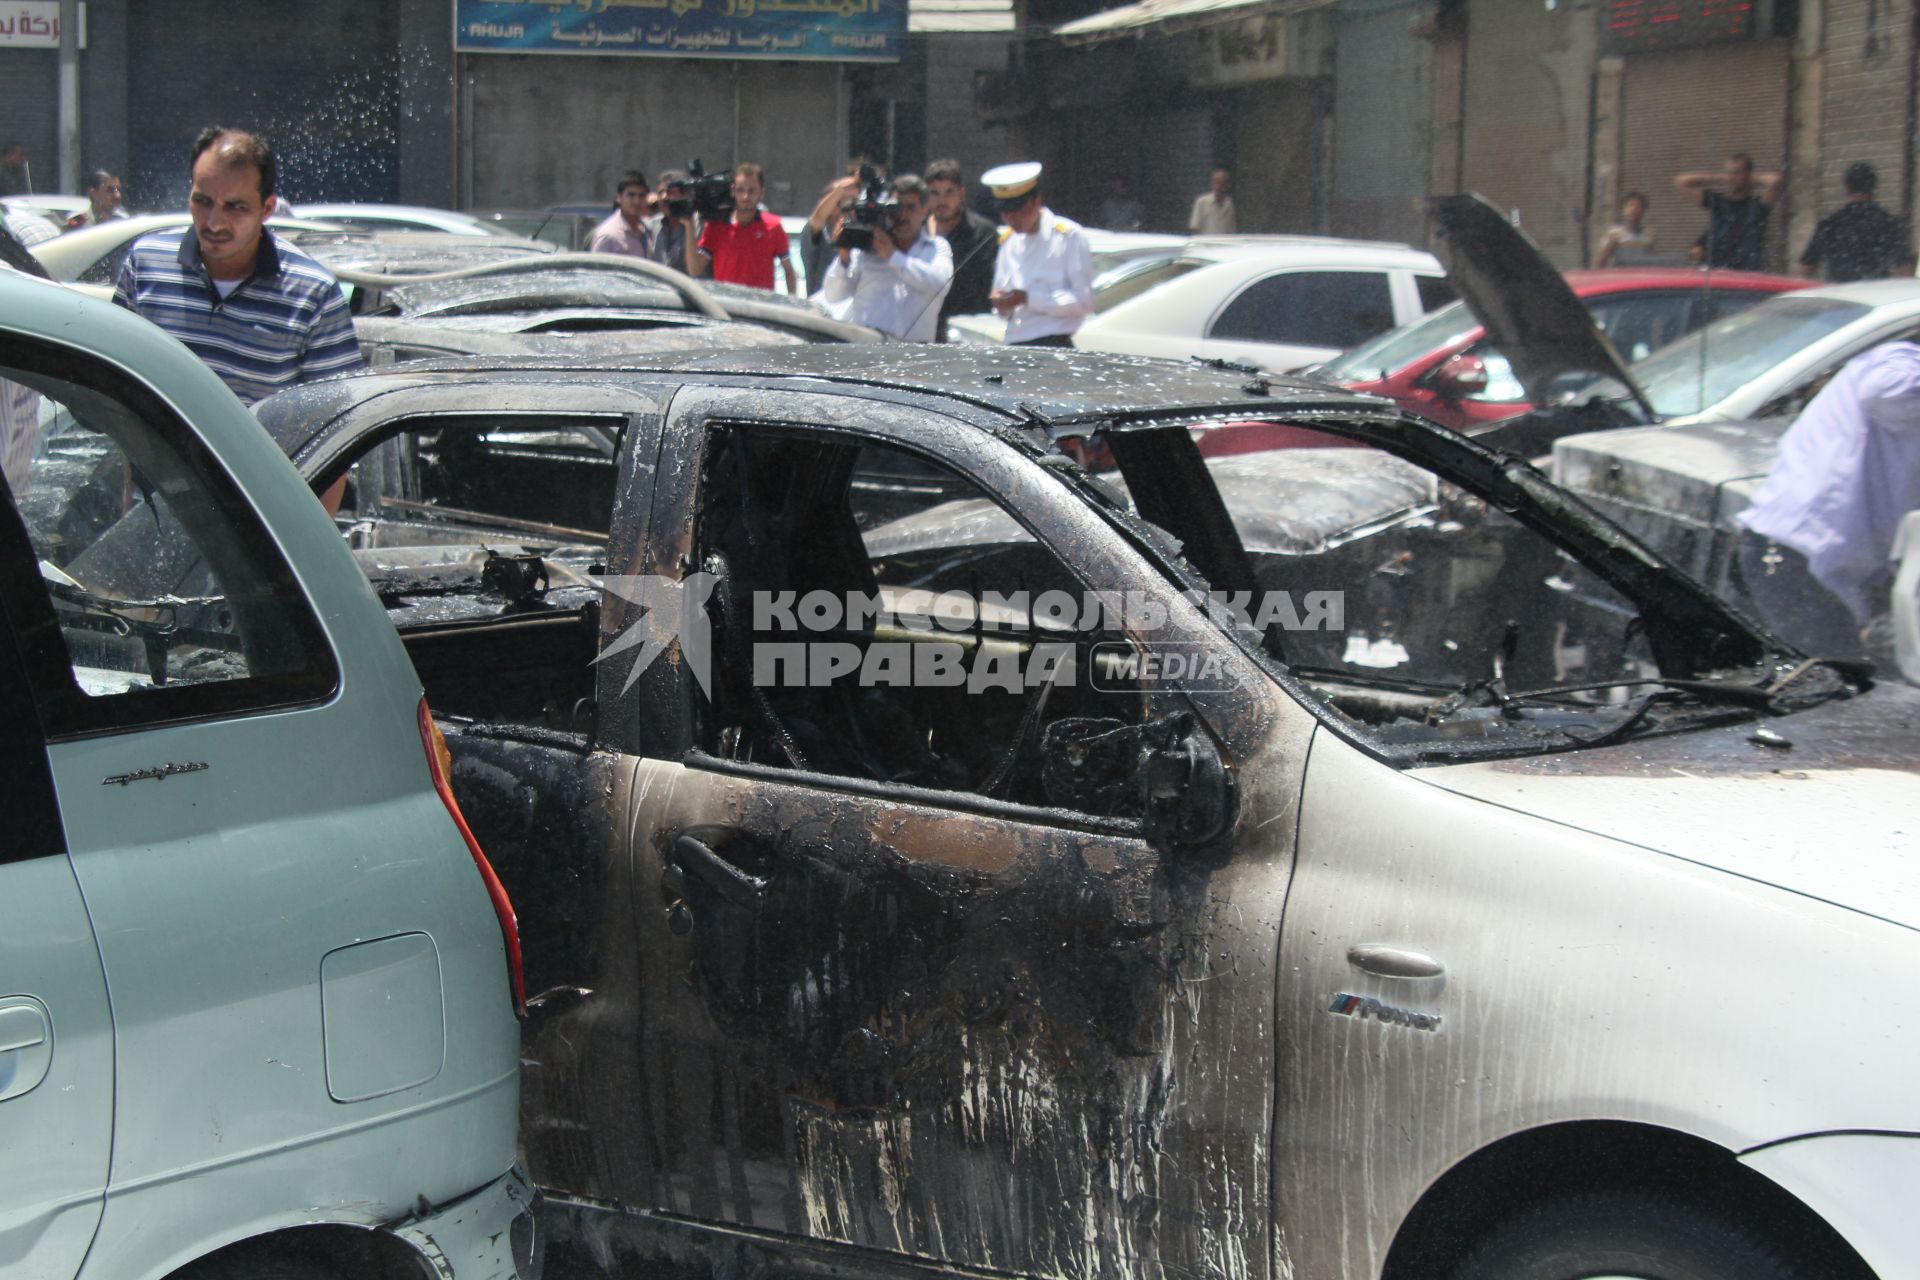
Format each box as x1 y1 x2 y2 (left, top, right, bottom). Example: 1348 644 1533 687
1426 194 1654 419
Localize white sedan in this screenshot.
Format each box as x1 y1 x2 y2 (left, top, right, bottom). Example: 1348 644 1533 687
1618 278 1920 423
1073 236 1452 373
30 211 352 294
278 202 512 237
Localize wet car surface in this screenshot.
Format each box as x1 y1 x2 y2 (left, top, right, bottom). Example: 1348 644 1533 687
104 342 1899 1280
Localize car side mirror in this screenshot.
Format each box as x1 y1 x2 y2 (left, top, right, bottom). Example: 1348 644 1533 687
1139 711 1237 849
1039 710 1237 849
1429 352 1489 401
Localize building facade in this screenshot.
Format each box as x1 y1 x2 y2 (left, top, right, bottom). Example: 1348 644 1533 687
0 0 1006 220
1 0 1911 268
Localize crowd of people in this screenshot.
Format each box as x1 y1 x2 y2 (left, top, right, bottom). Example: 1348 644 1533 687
7 127 1917 661
1587 152 1915 280
581 155 1113 345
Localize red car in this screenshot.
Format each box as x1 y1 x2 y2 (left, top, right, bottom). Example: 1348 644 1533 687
1314 267 1807 433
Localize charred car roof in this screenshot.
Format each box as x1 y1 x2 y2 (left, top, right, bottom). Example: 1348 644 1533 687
362 259 885 344
260 344 1398 451
302 232 556 278
353 310 808 363
379 267 695 317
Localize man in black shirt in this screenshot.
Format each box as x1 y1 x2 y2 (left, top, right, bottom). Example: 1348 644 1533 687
1800 162 1916 283
925 158 999 340
1675 153 1784 271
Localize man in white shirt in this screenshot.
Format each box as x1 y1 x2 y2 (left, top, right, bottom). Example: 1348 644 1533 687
816 173 953 341
1188 167 1237 235
64 170 128 229
1736 341 1920 656
983 161 1094 348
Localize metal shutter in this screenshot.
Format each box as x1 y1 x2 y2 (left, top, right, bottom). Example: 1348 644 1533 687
1145 107 1218 233
1618 40 1792 272
0 50 59 191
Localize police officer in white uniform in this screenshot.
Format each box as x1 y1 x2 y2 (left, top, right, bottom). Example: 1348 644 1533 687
984 161 1095 347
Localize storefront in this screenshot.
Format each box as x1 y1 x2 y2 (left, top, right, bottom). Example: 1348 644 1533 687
1592 0 1797 271
1043 0 1333 233
451 0 906 212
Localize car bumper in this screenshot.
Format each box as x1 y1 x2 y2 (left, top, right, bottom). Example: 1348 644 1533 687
386 1164 543 1280
1741 1132 1920 1280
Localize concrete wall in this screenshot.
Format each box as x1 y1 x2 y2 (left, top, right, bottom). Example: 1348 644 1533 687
1233 78 1324 233
398 0 457 208
1331 0 1436 245
1817 0 1915 238
922 34 1013 196
1455 0 1598 269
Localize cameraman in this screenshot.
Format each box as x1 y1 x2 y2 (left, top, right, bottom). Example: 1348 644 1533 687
814 173 953 342
684 162 796 293
648 169 690 267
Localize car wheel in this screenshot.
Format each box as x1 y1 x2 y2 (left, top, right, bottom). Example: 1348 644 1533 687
1450 1187 1816 1280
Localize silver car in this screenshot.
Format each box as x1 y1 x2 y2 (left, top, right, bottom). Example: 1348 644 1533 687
0 263 536 1279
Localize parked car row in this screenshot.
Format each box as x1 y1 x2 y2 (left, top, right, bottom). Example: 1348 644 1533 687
8 196 1919 1280
0 263 538 1280
1316 264 1806 432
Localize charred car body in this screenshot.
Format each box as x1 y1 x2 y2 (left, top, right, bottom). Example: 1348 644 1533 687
72 341 1914 1280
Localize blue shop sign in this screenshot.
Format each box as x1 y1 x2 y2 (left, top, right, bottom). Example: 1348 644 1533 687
455 0 902 61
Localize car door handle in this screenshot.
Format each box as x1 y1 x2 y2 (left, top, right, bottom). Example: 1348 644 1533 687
0 1005 48 1056
1346 943 1445 980
671 834 767 912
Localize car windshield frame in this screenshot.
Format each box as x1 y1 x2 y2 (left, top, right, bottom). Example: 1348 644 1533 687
1031 408 1811 765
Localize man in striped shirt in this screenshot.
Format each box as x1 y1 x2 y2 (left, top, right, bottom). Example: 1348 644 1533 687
113 127 361 408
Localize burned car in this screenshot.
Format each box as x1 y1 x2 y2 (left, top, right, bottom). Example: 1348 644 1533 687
328 253 882 366
82 343 1906 1280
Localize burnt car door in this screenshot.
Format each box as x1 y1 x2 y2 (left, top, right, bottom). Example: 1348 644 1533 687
535 386 1318 1280
269 381 673 730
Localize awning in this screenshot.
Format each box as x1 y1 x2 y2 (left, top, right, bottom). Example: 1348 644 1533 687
910 0 1015 33
1055 0 1299 43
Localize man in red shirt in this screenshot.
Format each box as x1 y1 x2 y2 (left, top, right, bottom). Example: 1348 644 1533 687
684 162 795 292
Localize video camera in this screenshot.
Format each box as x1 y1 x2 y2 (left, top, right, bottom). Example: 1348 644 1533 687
833 164 899 253
668 159 734 221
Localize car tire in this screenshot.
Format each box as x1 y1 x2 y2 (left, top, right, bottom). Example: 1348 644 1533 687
187 1250 347 1280
1449 1187 1815 1280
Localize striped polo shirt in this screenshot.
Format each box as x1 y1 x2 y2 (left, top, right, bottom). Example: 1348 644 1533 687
112 227 362 406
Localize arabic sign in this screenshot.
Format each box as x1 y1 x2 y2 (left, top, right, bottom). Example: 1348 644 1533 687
0 2 86 49
454 0 902 61
1603 0 1753 52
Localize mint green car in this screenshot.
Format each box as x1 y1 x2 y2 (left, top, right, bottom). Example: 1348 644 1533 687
0 265 535 1280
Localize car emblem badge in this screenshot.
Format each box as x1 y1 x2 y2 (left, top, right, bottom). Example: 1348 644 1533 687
102 760 210 787
1328 992 1442 1032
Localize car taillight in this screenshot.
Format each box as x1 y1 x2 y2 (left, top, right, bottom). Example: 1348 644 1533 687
418 698 526 1017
